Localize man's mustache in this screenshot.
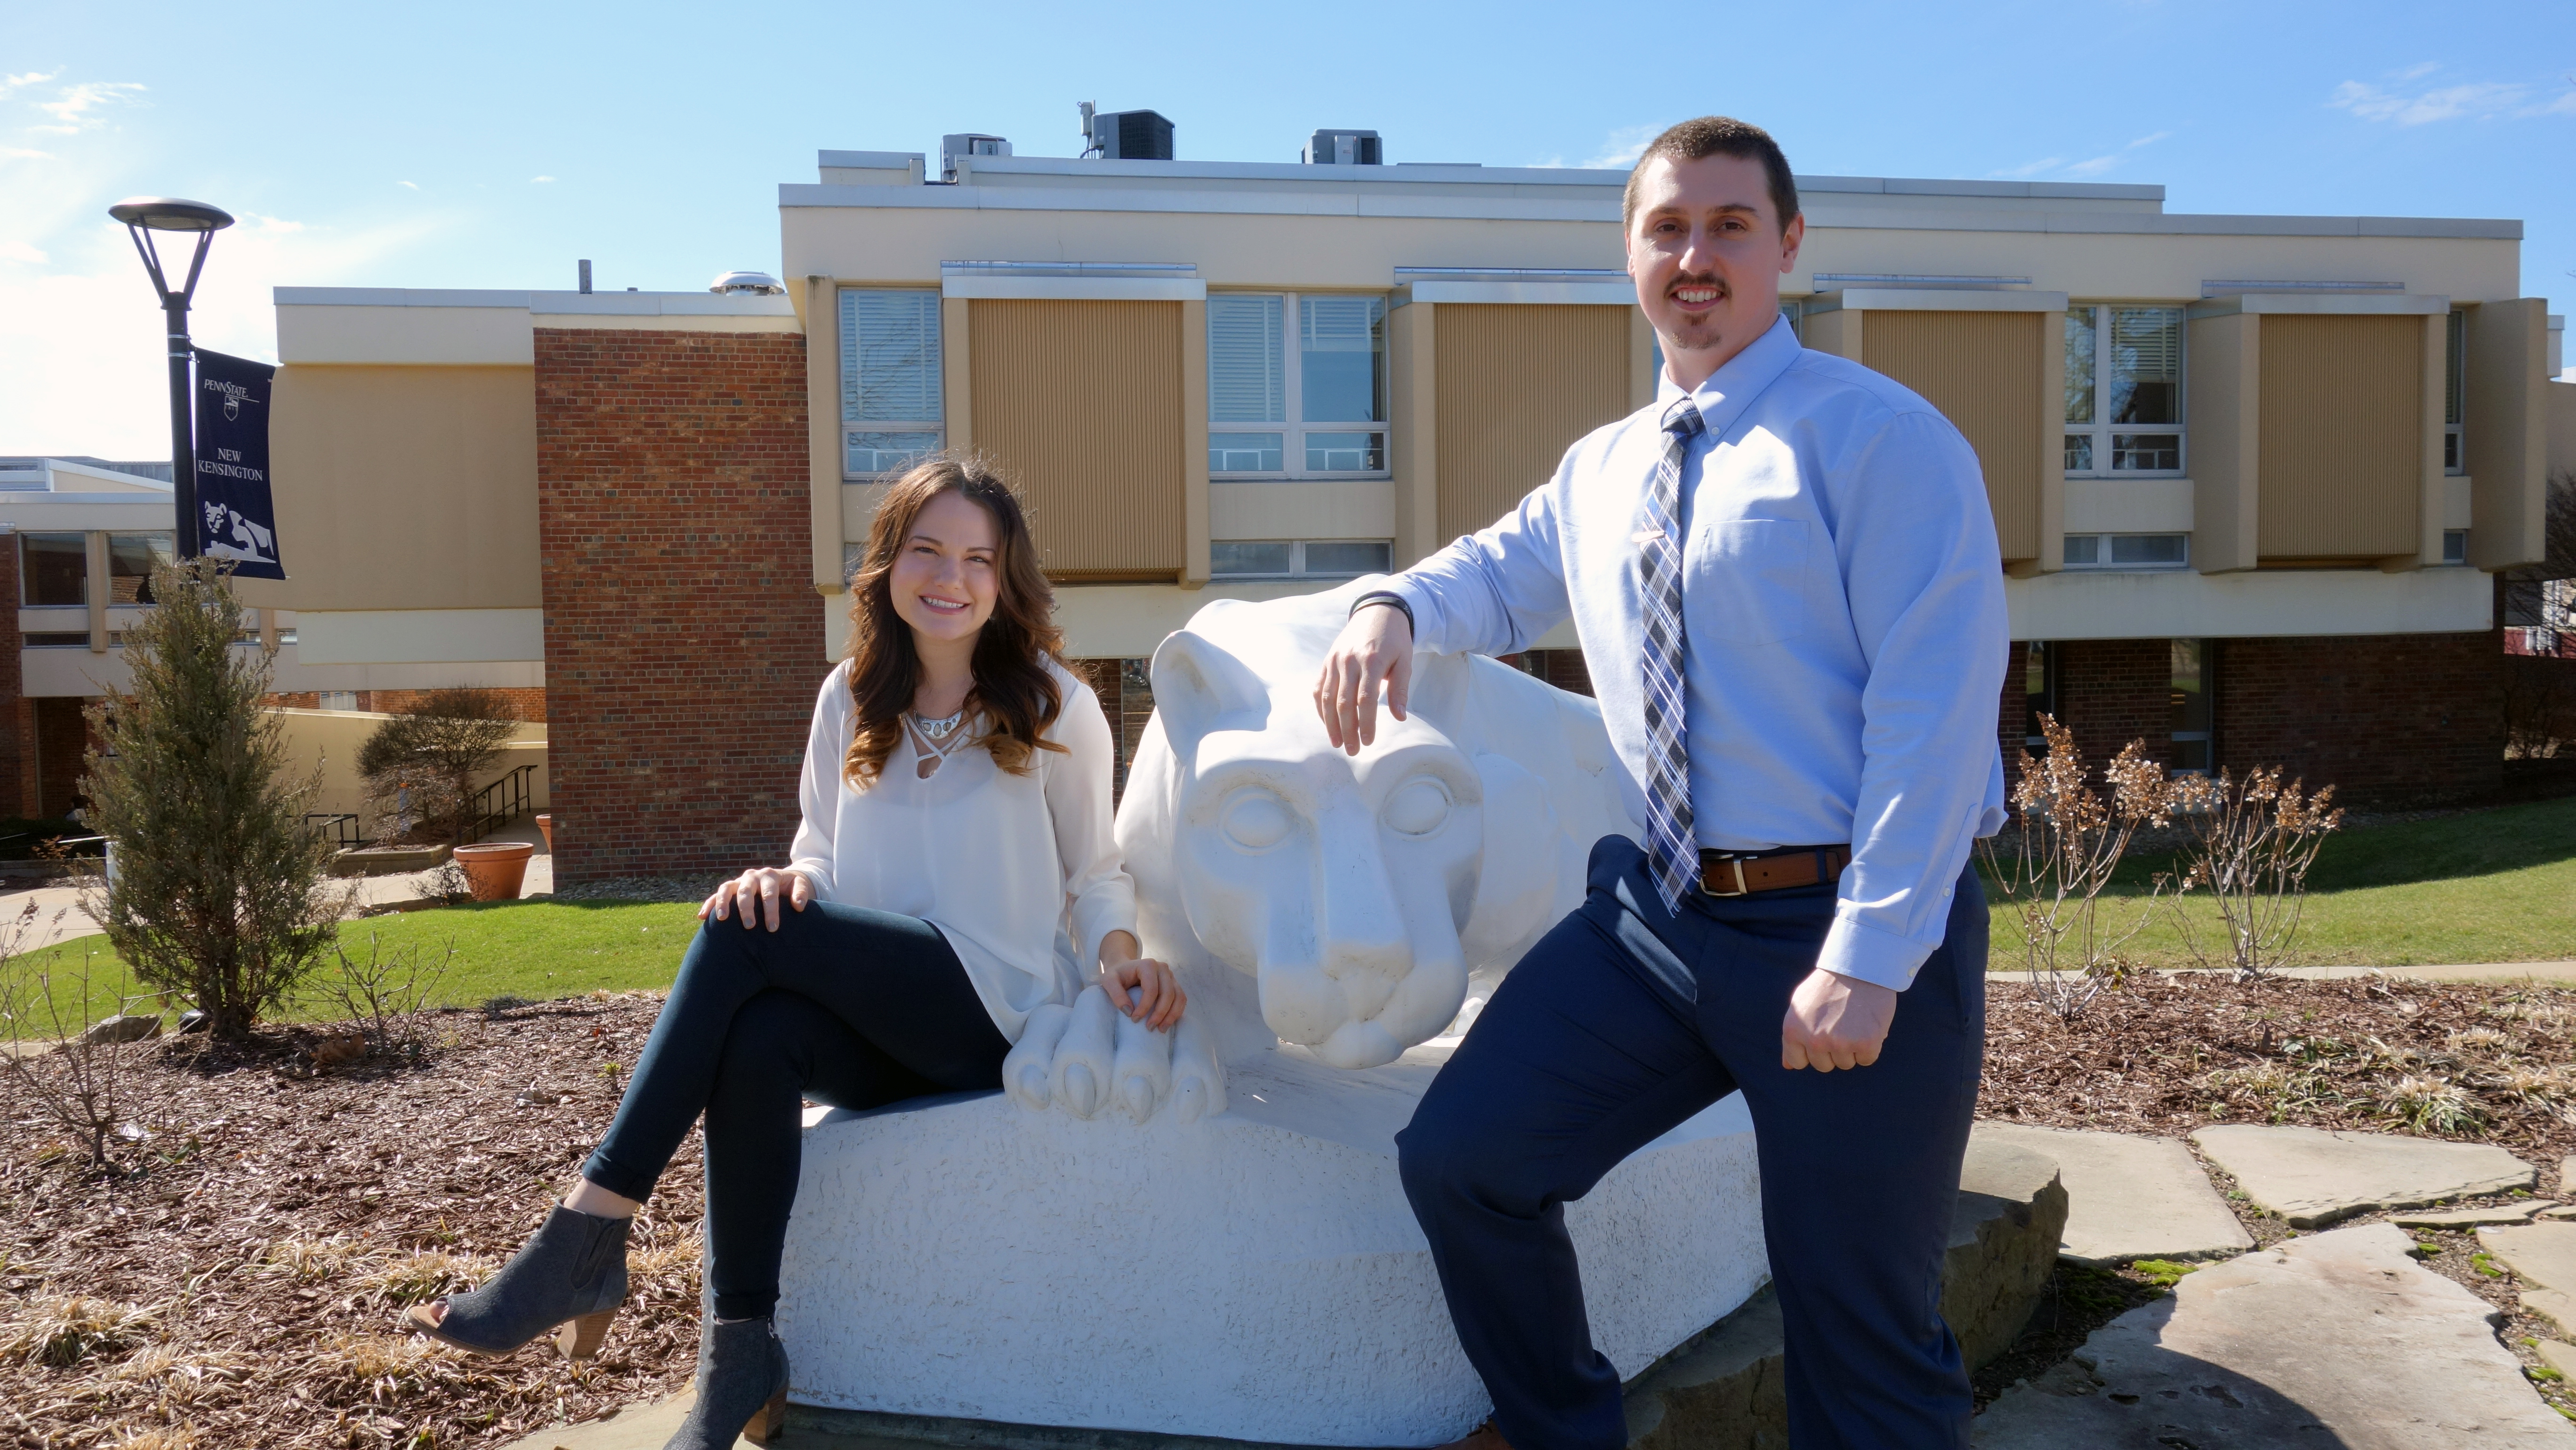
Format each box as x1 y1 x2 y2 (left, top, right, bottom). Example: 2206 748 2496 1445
1664 271 1730 298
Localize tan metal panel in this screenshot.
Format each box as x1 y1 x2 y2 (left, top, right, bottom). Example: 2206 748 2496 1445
2255 314 2423 560
1861 310 2045 564
1388 301 1439 565
968 298 1187 580
1433 305 1633 541
1180 298 1210 587
260 365 542 612
2464 298 2548 569
2188 312 2260 573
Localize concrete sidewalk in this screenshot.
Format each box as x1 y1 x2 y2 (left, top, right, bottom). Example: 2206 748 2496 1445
1990 961 2576 984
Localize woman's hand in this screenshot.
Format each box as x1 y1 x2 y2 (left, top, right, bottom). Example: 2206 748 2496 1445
1098 942 1185 1033
700 867 813 932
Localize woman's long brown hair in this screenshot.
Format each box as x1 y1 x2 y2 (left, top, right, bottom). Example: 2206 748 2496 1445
842 455 1067 788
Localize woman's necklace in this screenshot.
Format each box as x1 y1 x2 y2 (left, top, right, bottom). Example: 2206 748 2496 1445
911 707 966 741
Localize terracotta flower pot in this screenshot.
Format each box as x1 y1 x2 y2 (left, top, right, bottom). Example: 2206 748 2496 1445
452 841 535 902
535 813 554 852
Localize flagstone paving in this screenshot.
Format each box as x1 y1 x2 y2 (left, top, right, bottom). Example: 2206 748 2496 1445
2193 1122 2536 1227
1972 1121 2250 1265
1975 1222 2576 1448
2395 1202 2552 1228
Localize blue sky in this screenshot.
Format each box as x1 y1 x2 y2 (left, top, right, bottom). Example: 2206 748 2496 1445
4 0 2572 456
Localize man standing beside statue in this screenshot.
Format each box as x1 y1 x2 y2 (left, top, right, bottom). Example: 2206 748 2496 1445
1313 116 2008 1450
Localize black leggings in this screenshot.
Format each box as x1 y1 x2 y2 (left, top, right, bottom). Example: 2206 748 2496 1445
581 899 1009 1319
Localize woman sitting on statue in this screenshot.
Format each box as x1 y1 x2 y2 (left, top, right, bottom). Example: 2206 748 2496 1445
403 456 1182 1450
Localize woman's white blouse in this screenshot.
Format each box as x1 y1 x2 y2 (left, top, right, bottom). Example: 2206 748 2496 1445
785 658 1138 1044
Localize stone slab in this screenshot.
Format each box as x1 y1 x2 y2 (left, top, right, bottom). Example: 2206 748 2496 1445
2483 1222 2576 1293
2545 1206 2576 1222
1975 1222 2576 1448
1972 1121 2250 1264
775 1046 1766 1448
2192 1123 2535 1227
2528 1289 2576 1337
499 1390 752 1450
2543 1342 2576 1379
1621 1133 2067 1450
2396 1203 2547 1228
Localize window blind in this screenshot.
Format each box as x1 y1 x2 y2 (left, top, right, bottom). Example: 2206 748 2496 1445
1208 295 1286 423
840 290 942 424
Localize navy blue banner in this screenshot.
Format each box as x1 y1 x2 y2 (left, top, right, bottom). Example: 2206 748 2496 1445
191 348 285 580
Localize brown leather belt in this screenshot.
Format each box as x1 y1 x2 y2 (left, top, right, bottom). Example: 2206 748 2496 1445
1699 845 1852 898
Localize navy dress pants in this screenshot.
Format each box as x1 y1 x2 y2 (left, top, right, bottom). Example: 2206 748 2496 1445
581 900 1010 1320
1397 836 1986 1450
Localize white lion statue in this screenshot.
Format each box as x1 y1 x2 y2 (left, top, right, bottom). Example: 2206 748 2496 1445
1004 578 1636 1120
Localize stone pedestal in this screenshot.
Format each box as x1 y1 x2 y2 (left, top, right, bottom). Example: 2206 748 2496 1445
776 1043 1765 1448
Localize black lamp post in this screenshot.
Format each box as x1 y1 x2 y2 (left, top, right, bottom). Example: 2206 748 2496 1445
108 196 235 560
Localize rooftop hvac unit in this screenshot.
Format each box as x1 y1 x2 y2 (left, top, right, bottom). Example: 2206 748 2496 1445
940 133 1011 181
1083 106 1175 161
1303 129 1382 166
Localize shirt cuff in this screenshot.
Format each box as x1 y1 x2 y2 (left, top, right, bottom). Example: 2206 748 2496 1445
1815 912 1936 992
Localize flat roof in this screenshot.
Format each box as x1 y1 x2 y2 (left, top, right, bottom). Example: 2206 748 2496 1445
273 287 796 317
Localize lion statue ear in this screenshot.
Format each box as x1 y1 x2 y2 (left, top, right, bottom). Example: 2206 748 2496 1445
1151 629 1272 756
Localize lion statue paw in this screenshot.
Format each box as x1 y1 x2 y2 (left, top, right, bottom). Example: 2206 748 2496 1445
999 984 1228 1125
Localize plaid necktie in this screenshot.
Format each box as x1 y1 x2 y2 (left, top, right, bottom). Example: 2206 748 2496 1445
1641 399 1706 913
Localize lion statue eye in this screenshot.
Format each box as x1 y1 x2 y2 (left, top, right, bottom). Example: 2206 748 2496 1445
1381 778 1452 838
1219 789 1295 852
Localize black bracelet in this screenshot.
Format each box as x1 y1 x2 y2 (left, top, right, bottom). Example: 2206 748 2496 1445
1350 590 1415 636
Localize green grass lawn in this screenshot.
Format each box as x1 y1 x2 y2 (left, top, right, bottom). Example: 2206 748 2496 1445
1983 793 2576 972
6 794 2573 1036
3 896 704 1034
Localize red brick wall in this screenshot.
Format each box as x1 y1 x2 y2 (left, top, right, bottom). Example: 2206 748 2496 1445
0 540 23 818
1998 641 2029 780
34 696 87 819
2053 638 2173 771
533 328 814 881
2216 631 2503 806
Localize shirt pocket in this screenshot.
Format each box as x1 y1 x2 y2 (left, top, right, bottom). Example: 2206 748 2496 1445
1692 518 1812 649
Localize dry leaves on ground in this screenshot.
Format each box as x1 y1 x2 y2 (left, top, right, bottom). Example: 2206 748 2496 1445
0 995 704 1450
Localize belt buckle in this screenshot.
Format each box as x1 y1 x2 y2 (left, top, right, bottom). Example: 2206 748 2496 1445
1701 855 1749 898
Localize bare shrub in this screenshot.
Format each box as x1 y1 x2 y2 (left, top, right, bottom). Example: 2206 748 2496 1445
1979 715 2182 1022
2166 765 2344 980
0 903 171 1173
318 931 455 1062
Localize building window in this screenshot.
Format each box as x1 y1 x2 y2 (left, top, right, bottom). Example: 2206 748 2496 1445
107 533 174 604
1209 539 1395 579
21 633 87 648
2062 533 2190 569
2065 305 2184 477
318 691 359 711
2022 641 2057 751
2443 309 2466 475
1208 294 1389 478
840 289 943 478
2443 529 2468 565
2170 638 2213 773
21 532 85 607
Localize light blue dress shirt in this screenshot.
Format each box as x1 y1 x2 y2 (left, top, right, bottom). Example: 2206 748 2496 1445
1386 314 2009 991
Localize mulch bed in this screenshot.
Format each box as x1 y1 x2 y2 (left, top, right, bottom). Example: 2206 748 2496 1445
10 971 2576 1447
0 996 704 1450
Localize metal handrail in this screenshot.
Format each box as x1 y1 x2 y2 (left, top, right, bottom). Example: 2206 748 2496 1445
305 813 362 847
460 763 539 844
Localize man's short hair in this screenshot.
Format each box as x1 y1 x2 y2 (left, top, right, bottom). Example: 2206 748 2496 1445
1622 117 1800 234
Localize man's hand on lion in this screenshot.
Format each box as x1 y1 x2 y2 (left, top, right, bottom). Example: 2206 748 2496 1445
1315 602 1415 755
700 866 813 932
1780 967 1896 1072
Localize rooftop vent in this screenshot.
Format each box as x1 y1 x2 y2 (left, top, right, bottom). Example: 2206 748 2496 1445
1079 103 1174 161
1303 129 1381 166
710 271 787 296
941 133 1011 182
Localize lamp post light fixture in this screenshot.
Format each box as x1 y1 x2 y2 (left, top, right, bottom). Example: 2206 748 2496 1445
108 196 235 560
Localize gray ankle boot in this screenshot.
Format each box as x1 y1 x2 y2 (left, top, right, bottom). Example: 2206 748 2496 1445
664 1316 790 1450
407 1205 629 1357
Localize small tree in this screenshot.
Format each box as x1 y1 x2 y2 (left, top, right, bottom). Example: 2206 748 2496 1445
356 688 521 845
81 559 340 1042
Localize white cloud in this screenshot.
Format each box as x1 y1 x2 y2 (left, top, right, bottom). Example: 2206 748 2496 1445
2061 154 2122 177
2394 60 2441 81
0 240 46 265
0 70 61 96
2329 76 2549 124
1989 156 2065 179
26 80 145 134
0 147 50 160
397 179 419 190
1584 124 1662 170
2529 89 2576 117
530 175 556 183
